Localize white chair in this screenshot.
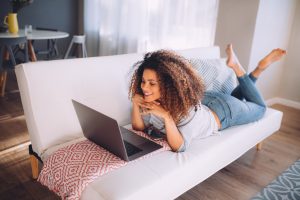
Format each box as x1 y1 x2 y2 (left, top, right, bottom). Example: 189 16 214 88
64 35 87 59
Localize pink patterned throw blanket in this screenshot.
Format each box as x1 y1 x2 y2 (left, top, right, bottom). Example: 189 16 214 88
38 131 170 200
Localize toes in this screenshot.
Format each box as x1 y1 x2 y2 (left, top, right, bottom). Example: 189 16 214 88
226 44 232 51
274 48 286 55
271 48 286 57
226 44 233 56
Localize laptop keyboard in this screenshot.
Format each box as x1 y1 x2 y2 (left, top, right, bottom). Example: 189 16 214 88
123 141 142 157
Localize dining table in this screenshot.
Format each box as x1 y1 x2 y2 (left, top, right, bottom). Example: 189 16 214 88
0 29 69 61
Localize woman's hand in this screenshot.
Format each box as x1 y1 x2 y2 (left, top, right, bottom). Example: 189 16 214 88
138 101 169 120
131 94 146 131
132 94 144 105
132 94 167 118
132 94 148 114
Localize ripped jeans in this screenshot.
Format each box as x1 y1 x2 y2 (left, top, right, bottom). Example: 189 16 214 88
202 73 266 130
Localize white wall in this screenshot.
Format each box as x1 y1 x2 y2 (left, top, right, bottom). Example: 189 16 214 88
215 0 259 72
249 0 298 100
279 1 300 102
216 0 299 104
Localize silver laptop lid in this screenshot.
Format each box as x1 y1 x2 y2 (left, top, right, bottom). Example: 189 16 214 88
72 100 129 161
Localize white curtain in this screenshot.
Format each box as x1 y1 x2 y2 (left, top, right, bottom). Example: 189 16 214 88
84 0 219 56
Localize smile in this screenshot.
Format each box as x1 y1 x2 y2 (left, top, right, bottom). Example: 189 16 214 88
143 92 153 97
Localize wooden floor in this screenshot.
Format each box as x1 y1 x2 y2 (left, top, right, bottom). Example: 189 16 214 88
0 81 299 199
0 75 60 200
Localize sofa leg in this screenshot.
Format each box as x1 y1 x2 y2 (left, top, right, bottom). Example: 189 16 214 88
30 155 39 179
28 144 43 180
256 142 263 151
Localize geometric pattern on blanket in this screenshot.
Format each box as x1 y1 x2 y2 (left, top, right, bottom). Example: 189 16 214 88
189 58 238 94
38 131 171 200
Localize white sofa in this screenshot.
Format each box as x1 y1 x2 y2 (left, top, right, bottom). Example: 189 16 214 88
15 46 282 200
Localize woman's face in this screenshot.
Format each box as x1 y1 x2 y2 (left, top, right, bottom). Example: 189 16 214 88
141 69 161 102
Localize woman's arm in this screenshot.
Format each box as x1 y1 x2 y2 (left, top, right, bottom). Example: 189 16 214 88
131 94 146 131
163 113 184 151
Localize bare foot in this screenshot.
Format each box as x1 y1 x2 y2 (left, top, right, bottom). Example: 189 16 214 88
226 44 240 68
251 48 287 78
226 44 245 77
258 48 287 71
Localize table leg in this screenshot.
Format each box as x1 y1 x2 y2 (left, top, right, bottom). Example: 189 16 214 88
4 50 9 60
0 71 7 97
28 40 37 62
0 51 9 97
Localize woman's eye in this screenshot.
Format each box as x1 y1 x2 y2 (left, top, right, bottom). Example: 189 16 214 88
150 82 156 86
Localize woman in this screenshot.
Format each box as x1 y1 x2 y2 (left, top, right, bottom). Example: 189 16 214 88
129 44 286 152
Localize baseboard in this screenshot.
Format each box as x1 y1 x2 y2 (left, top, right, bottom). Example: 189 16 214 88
266 97 300 110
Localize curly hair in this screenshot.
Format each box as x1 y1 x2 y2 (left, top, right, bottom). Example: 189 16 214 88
129 50 205 123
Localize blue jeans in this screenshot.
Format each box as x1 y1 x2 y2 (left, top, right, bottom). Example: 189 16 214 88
202 73 266 130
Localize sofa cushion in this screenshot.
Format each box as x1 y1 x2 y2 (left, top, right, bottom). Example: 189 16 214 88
41 108 282 200
38 131 171 199
79 108 282 200
40 109 282 200
190 58 238 94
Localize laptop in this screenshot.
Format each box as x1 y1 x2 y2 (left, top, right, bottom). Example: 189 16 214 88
72 100 162 161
